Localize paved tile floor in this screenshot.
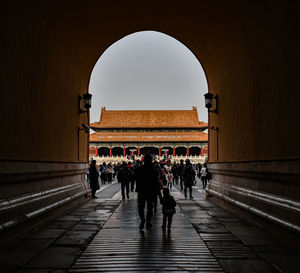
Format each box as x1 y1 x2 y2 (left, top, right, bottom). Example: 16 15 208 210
70 200 223 272
0 179 299 273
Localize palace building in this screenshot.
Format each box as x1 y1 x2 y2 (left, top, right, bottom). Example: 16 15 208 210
89 107 208 162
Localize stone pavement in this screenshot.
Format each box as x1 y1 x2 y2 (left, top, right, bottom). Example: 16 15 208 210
0 181 121 273
70 199 223 272
0 178 299 273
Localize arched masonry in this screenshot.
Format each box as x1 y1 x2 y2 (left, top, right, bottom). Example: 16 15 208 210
1 1 299 244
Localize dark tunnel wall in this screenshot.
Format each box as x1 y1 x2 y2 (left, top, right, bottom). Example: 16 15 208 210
1 0 299 163
0 0 299 242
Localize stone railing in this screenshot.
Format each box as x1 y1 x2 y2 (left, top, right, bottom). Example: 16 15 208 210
90 155 207 164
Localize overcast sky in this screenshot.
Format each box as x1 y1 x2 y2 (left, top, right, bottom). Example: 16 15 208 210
89 31 208 124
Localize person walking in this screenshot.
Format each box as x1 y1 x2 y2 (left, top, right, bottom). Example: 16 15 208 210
153 160 163 214
89 160 99 198
177 159 185 190
100 162 108 184
135 154 161 229
161 188 176 232
107 163 113 183
118 162 132 200
167 171 173 189
161 166 167 187
113 163 117 179
193 164 197 186
197 163 202 179
171 163 178 185
200 163 208 189
183 159 196 199
128 161 135 192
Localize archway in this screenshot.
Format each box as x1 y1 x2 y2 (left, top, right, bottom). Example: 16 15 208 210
161 146 173 157
140 147 159 156
98 147 110 156
175 146 187 156
112 147 123 156
125 146 138 156
190 146 201 156
89 31 208 125
2 2 299 242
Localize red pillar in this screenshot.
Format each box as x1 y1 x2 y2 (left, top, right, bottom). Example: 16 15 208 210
95 147 98 156
109 147 112 157
159 147 161 157
200 147 203 156
123 147 126 156
138 147 140 156
173 147 175 156
187 147 189 156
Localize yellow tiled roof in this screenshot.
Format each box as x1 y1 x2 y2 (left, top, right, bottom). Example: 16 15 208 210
91 107 208 129
90 131 208 142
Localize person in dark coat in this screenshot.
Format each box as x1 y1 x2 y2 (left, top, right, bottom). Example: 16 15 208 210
118 161 132 200
89 160 99 198
171 163 178 184
127 161 135 192
183 159 196 199
135 154 161 229
161 188 177 232
153 160 163 213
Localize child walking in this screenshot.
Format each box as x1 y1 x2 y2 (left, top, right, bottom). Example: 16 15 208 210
161 188 177 232
167 171 173 189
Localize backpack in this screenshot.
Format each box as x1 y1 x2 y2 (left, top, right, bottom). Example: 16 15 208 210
184 165 195 181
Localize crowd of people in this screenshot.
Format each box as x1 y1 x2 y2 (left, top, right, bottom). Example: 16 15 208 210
88 155 211 232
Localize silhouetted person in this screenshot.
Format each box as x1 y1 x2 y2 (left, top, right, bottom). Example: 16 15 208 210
100 162 107 184
135 154 161 229
118 161 132 200
167 171 173 189
196 163 202 178
171 163 178 184
183 159 196 198
153 161 163 213
178 159 185 190
200 163 208 189
107 163 113 183
161 188 176 232
89 160 99 198
128 161 135 191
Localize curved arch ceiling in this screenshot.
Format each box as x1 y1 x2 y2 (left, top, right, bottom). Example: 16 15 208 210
89 31 208 123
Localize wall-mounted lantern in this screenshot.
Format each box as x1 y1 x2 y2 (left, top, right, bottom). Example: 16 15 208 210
79 93 92 113
79 124 90 133
204 93 218 114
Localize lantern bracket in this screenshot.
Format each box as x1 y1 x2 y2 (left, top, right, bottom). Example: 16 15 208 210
204 93 218 114
79 94 92 113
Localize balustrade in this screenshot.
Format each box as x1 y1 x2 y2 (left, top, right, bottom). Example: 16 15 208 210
90 154 207 164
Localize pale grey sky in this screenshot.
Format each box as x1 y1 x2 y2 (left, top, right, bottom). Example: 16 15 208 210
89 31 208 124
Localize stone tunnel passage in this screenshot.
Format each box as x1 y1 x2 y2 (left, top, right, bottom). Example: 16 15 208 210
0 178 299 273
2 2 299 252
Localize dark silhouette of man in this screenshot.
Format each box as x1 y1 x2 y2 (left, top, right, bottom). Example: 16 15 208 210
89 160 99 198
118 161 132 200
183 159 196 198
135 154 161 229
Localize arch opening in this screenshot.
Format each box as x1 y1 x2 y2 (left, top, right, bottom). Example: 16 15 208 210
175 147 187 156
89 30 209 162
112 147 123 156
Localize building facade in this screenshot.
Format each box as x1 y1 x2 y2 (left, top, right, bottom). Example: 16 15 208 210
89 107 208 163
